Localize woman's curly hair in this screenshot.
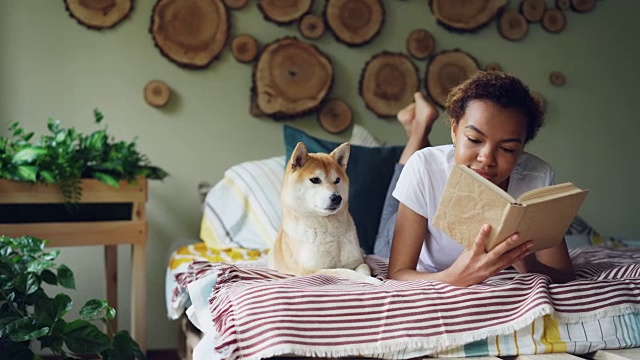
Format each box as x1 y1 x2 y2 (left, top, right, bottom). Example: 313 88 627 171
445 71 544 143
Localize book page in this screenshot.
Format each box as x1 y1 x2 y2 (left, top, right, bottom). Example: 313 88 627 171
517 182 581 203
459 165 516 203
433 165 512 249
516 190 589 251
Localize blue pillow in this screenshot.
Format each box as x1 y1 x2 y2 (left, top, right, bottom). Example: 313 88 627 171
283 125 404 254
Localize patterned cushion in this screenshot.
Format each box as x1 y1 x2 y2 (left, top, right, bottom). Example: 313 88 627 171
200 155 285 250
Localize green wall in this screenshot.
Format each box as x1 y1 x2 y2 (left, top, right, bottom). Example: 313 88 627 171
1 0 638 351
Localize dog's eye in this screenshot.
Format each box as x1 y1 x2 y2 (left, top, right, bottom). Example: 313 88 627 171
309 177 321 184
334 177 340 184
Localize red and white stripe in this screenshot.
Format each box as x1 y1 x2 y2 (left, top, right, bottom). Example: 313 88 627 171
175 247 640 360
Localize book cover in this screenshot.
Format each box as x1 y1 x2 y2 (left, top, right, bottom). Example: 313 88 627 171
432 165 588 252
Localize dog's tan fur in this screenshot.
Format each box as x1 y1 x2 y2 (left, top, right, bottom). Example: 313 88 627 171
268 142 379 284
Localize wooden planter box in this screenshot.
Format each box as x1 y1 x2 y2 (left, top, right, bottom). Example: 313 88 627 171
0 178 148 352
0 178 147 245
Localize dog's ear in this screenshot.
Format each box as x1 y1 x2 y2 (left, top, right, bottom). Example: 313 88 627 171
290 142 309 170
330 142 350 169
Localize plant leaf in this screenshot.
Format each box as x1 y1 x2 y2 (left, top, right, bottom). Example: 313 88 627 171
80 299 110 320
27 260 54 273
7 318 49 341
0 315 22 337
15 165 39 181
94 109 104 124
39 170 56 183
145 166 169 180
0 259 15 277
13 236 46 254
47 118 60 133
12 147 47 163
100 330 147 360
92 172 120 188
56 264 75 289
40 269 58 285
41 250 60 262
36 293 73 325
15 272 39 295
84 130 106 152
63 319 111 354
106 306 116 320
39 333 66 355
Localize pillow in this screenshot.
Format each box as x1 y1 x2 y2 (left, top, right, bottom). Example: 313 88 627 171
200 156 285 250
565 215 599 236
284 125 404 254
349 124 384 147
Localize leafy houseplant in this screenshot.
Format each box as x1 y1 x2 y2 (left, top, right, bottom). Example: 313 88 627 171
0 109 168 202
0 235 146 359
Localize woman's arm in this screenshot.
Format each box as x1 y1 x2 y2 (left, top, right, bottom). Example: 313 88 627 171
387 203 432 281
387 203 533 286
511 239 575 283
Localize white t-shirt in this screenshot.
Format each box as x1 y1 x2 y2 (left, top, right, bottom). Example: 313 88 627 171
392 144 555 273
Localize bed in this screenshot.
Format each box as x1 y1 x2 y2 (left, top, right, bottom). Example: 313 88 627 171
165 125 640 360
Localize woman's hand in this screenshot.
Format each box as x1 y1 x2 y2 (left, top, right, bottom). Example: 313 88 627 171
511 239 576 283
442 224 532 287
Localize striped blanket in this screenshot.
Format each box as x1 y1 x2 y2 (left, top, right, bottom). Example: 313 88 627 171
174 247 640 359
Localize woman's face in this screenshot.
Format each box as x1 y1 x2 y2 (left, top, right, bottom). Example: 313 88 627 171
451 100 528 191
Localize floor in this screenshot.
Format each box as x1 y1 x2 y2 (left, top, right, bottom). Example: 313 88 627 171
147 349 180 360
42 349 180 360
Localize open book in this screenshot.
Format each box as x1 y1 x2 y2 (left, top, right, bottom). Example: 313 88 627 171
432 164 589 252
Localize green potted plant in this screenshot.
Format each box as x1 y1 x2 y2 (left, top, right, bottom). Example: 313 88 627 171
0 110 166 358
0 109 168 202
0 235 146 359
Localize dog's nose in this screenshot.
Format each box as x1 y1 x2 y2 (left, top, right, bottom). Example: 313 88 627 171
330 193 342 206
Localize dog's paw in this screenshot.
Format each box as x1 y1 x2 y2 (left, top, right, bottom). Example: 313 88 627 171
316 268 383 285
354 263 372 276
360 275 384 286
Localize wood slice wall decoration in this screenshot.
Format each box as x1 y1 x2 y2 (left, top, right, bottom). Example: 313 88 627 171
325 0 385 47
318 99 353 134
64 0 133 29
541 7 567 33
426 49 480 108
429 0 508 32
144 80 171 107
498 8 528 41
223 0 248 10
299 14 326 40
520 0 545 22
571 0 596 13
549 71 566 86
253 37 333 120
406 29 435 60
231 34 259 63
150 0 229 69
359 52 420 118
556 0 570 10
258 0 313 25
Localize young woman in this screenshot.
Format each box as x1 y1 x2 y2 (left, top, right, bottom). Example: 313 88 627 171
385 71 575 287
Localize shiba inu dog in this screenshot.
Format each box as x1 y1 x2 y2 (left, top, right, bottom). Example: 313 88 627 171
269 142 380 285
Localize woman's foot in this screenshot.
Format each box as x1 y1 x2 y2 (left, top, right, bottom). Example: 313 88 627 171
397 92 439 138
411 92 439 138
397 103 416 138
397 92 440 164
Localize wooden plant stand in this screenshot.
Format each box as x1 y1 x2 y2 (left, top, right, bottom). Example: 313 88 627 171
0 178 148 352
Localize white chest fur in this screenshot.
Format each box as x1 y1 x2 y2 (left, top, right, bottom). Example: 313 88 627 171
282 213 364 271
